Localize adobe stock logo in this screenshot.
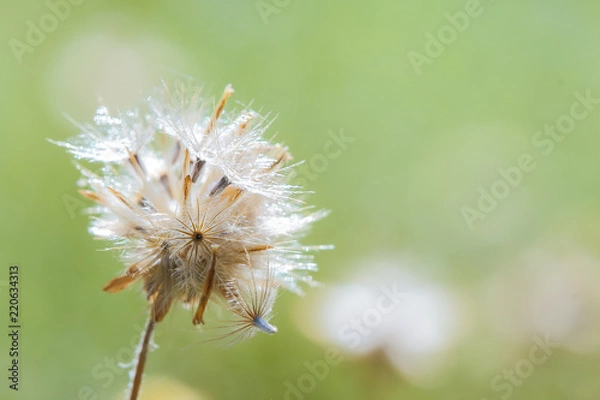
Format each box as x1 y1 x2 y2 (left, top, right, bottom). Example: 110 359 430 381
407 0 491 76
275 283 406 400
481 334 560 400
287 128 354 188
255 0 292 25
8 0 85 65
461 89 599 231
70 320 156 400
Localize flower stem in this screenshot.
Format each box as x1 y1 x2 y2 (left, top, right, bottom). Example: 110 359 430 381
130 315 156 400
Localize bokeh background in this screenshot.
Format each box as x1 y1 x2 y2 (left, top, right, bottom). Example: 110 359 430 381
2 0 600 399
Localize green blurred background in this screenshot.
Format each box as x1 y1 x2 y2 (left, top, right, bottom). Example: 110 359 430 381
2 0 600 399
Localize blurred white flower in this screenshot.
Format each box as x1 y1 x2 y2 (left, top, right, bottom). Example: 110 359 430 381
45 15 189 122
302 254 467 386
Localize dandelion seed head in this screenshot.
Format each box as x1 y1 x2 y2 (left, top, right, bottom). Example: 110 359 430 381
54 79 329 339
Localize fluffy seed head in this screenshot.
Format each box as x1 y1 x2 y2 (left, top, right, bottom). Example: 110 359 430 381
54 80 330 340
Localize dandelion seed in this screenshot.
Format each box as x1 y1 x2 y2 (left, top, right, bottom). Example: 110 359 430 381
53 79 330 400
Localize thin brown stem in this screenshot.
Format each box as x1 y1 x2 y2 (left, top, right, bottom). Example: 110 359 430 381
130 315 156 400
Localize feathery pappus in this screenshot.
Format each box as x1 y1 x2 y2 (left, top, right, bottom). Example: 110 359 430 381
53 81 330 341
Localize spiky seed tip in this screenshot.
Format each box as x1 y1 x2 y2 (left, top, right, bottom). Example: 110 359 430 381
253 316 278 334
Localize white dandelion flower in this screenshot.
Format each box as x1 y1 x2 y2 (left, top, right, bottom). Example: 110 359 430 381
53 80 331 399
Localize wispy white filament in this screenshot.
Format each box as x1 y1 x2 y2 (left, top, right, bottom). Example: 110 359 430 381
53 79 330 340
